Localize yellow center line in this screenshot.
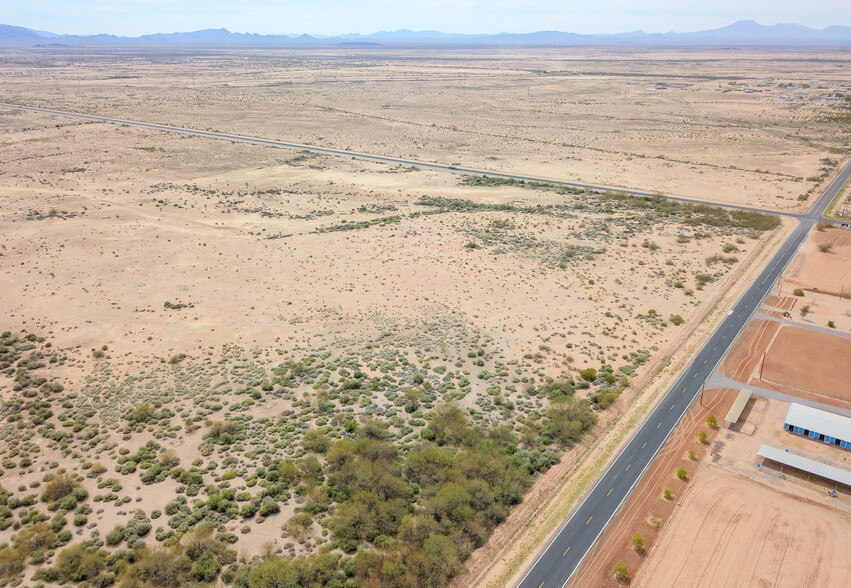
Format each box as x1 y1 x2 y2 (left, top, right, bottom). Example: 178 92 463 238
670 403 675 410
642 442 647 448
586 516 593 525
625 463 631 472
563 546 571 557
539 582 544 588
657 422 662 428
607 488 613 496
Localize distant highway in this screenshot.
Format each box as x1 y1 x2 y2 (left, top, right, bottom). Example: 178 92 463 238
516 159 851 588
0 102 799 218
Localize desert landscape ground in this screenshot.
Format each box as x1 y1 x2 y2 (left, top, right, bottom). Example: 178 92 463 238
0 45 850 588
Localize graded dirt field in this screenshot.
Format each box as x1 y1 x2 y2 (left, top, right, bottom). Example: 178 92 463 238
722 320 851 406
633 466 851 588
1 46 850 210
760 326 851 400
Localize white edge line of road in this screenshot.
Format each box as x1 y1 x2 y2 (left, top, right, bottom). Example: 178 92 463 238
518 217 810 588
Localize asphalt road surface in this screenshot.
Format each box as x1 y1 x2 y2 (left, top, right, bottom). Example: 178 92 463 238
0 102 796 217
517 161 851 588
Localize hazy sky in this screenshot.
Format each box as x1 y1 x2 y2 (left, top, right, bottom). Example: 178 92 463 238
2 0 848 36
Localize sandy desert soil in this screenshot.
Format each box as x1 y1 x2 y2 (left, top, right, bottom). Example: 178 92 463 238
1 46 850 209
633 466 851 588
1 107 757 367
0 46 846 586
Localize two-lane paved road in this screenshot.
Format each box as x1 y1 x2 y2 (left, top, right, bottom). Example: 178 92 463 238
517 161 851 588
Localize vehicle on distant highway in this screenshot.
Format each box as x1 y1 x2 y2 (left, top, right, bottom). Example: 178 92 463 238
448 163 460 170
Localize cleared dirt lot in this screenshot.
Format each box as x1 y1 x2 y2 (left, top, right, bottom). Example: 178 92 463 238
721 320 851 405
633 466 851 588
761 326 851 400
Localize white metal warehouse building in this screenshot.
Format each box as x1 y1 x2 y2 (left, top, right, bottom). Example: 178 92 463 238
783 403 851 449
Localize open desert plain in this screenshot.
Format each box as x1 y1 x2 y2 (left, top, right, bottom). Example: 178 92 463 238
0 45 850 588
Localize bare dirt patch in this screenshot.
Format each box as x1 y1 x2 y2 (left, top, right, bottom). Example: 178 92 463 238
720 319 781 382
633 466 851 588
760 326 851 401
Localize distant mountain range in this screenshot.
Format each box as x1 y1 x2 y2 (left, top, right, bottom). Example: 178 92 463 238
2 20 851 47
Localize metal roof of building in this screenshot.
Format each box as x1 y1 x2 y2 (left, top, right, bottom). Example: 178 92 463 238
725 388 752 424
758 444 851 487
784 403 851 441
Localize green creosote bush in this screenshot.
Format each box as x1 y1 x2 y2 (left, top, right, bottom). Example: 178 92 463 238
579 368 597 382
632 532 645 553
